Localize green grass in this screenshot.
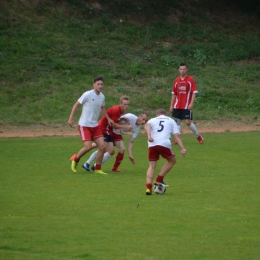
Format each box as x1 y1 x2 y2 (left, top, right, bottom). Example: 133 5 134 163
1 132 259 259
0 0 260 126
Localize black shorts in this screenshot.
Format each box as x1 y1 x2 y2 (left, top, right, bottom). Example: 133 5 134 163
172 109 193 120
103 133 114 143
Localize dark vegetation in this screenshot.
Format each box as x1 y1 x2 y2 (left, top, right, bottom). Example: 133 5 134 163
0 0 260 126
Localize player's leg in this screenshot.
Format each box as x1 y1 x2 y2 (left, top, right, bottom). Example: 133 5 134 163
155 146 176 187
172 109 182 144
184 111 204 144
112 138 125 172
146 161 157 195
70 126 94 173
93 136 108 175
82 149 98 171
146 146 159 195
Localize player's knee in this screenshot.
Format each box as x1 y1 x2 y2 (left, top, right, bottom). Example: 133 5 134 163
99 143 106 152
168 156 176 165
119 147 125 154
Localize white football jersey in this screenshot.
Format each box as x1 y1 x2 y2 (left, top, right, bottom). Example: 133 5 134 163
78 89 105 127
146 115 179 148
113 113 141 139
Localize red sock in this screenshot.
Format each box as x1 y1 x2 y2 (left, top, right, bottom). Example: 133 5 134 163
156 175 163 182
113 153 124 169
146 183 152 190
95 164 101 170
74 155 79 163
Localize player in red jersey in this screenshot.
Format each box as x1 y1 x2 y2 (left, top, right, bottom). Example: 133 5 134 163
170 63 204 144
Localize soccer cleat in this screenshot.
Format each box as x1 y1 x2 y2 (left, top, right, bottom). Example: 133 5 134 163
112 168 122 172
197 134 204 144
82 163 90 171
94 169 108 175
91 165 96 171
155 181 169 188
71 160 77 173
172 140 178 145
146 189 152 195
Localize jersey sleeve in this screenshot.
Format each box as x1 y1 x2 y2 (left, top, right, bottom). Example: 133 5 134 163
78 91 89 104
190 76 198 94
172 79 178 95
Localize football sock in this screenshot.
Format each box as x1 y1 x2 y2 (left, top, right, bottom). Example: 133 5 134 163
113 152 124 169
74 155 79 163
175 119 181 133
146 183 152 190
95 164 101 170
156 175 164 183
86 150 98 164
189 123 199 136
102 152 112 164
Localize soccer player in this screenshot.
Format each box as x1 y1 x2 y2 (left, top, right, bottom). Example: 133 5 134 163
145 108 187 195
83 112 149 172
68 76 113 175
170 63 204 144
82 96 132 173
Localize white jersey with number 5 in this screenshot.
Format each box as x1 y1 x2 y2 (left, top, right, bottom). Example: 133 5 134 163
146 115 179 148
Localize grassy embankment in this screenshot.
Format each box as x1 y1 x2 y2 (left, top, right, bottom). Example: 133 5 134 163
0 0 260 126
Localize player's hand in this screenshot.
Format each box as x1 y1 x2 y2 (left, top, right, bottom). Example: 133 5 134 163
148 137 154 142
68 119 74 127
108 118 114 126
181 148 187 156
129 156 135 165
126 125 133 131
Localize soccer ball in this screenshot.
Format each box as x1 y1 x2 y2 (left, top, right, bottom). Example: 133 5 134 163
153 183 166 194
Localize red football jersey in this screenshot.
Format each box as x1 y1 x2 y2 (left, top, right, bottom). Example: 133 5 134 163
172 75 198 109
99 105 123 135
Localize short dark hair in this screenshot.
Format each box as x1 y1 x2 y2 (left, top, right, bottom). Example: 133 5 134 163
179 62 187 67
94 76 104 83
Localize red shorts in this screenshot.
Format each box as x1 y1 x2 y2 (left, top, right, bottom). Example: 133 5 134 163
112 132 123 143
78 125 103 142
148 145 174 161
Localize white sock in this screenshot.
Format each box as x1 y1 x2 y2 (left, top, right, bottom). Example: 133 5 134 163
102 152 112 164
175 119 181 134
93 152 112 168
189 123 199 136
86 150 98 165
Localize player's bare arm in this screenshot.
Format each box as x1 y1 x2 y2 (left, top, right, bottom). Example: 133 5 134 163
68 101 81 127
174 134 187 156
188 93 196 110
113 122 132 131
145 123 154 142
170 94 176 112
101 106 114 126
128 137 135 164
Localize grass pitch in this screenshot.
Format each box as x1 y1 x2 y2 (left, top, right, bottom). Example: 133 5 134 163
0 132 259 259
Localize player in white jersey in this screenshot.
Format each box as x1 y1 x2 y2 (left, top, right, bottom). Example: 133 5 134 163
145 108 187 195
68 76 113 174
82 112 149 172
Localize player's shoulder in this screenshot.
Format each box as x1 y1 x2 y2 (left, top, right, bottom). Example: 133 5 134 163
186 75 195 81
108 105 120 111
